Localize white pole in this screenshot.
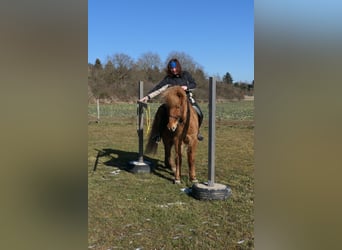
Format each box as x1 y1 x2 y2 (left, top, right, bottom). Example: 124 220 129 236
97 99 100 122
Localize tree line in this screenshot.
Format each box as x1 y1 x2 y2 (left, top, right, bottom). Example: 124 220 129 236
88 51 254 103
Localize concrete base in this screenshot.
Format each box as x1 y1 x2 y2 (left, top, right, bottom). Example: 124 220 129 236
192 182 232 200
128 160 151 173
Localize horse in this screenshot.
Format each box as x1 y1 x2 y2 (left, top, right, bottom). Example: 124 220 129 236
145 86 199 184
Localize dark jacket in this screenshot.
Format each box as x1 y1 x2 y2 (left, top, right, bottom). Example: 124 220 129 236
148 71 196 94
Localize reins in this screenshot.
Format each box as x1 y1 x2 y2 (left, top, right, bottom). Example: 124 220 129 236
136 100 151 136
180 98 191 140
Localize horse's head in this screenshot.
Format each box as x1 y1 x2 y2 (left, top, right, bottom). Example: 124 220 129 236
163 86 187 133
167 103 183 132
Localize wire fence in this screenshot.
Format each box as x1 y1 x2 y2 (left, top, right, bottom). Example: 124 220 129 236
88 100 254 123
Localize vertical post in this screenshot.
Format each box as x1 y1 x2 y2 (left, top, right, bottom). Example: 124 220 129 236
208 77 216 186
191 76 231 200
96 99 100 122
128 80 151 173
192 77 231 200
138 81 144 163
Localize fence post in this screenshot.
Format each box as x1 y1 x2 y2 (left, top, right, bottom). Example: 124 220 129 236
96 99 100 123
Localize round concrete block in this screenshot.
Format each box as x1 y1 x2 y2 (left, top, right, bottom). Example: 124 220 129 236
192 182 232 200
128 160 151 173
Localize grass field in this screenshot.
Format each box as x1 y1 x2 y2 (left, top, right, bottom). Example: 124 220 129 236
88 101 254 249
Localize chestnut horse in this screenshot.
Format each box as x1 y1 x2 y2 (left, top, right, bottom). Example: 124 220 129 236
145 86 199 184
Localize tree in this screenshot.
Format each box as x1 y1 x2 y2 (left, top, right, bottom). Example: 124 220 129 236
103 61 115 85
136 52 163 82
108 53 134 69
212 73 222 82
107 53 134 86
88 59 106 99
136 52 162 71
94 58 103 70
223 72 233 84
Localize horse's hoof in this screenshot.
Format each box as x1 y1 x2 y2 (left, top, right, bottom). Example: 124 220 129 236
174 179 181 184
191 179 199 183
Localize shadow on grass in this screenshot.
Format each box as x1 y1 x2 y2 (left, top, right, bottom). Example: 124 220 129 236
92 148 174 182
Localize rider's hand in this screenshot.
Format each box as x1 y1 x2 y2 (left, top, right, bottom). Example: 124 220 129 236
181 86 187 90
139 96 149 103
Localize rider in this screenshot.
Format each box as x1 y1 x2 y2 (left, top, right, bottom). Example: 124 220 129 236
139 58 204 142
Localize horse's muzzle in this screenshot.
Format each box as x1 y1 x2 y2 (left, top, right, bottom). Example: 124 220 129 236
168 123 177 132
168 115 180 132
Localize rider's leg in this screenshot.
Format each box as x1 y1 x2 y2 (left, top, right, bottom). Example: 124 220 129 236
192 102 204 141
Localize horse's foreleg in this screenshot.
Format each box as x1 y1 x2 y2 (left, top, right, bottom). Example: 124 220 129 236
187 141 198 182
163 141 173 171
174 141 182 184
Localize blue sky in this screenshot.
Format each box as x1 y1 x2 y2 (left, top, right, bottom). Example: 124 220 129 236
88 0 254 82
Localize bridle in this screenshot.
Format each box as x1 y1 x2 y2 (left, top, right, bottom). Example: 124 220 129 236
169 114 183 124
168 98 190 136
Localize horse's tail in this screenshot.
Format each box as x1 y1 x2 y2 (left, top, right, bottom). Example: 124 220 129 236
145 134 159 155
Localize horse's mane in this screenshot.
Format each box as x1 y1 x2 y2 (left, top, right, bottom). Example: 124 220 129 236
162 86 186 107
